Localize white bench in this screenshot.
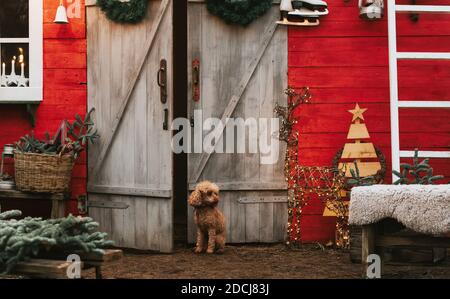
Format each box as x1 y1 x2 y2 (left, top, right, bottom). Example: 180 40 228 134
349 185 450 277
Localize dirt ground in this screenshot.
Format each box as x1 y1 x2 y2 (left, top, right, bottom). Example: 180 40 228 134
83 244 450 279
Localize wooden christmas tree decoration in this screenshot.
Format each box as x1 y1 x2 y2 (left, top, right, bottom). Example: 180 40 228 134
339 103 381 178
324 104 382 216
322 104 387 248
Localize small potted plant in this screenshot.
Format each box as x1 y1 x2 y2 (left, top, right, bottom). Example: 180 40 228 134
14 109 99 193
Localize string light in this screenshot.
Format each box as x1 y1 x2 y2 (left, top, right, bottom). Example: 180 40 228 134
297 166 349 249
275 87 310 247
275 87 350 249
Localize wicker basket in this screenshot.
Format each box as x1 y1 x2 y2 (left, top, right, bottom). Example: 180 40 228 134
14 151 74 193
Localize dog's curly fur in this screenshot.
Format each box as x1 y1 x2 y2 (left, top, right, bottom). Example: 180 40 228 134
188 181 226 254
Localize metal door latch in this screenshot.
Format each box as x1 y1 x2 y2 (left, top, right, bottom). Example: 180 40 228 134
163 108 169 130
157 59 167 104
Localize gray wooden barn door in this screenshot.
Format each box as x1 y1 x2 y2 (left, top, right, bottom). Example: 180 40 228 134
86 0 174 252
187 1 288 244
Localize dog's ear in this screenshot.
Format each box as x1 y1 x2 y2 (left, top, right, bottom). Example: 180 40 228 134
211 183 220 196
188 190 203 207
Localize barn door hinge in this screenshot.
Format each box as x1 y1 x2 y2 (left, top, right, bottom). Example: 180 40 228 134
78 195 88 215
78 195 129 215
238 196 288 204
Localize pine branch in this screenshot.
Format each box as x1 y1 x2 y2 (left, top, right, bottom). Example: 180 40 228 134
0 211 114 274
392 148 444 185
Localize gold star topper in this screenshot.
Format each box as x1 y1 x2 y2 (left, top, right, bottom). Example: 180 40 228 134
348 103 368 122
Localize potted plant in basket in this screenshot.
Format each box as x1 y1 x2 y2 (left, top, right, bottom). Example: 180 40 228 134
13 108 99 194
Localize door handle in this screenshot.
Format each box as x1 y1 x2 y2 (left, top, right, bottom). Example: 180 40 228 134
192 59 200 102
158 59 167 104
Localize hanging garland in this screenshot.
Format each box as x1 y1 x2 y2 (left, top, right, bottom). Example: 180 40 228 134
97 0 148 24
206 0 274 27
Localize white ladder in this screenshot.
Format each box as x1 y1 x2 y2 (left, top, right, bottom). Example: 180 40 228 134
388 1 450 181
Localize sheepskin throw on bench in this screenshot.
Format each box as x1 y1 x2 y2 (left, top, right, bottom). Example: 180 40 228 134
349 185 450 236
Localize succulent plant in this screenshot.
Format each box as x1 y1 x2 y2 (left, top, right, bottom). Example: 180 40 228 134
65 108 99 147
64 108 99 159
15 131 60 155
393 149 444 185
15 108 99 160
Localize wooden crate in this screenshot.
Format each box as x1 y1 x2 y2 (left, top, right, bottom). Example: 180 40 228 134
8 249 123 279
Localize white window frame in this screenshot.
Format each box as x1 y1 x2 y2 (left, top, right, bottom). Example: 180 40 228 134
0 0 43 103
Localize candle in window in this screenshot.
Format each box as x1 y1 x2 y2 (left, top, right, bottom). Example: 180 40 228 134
21 63 25 77
18 48 24 64
11 56 16 76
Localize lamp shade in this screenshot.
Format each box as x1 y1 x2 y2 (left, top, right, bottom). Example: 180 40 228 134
54 4 69 24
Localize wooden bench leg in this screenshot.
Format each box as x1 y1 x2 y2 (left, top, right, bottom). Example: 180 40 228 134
362 224 376 278
432 248 447 263
51 199 65 219
95 266 103 279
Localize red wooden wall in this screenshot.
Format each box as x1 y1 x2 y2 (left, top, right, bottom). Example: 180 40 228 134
0 0 86 217
289 0 450 243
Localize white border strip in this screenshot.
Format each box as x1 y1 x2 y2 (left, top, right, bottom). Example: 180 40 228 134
398 101 450 108
397 52 450 60
0 87 42 103
0 38 30 43
400 151 450 158
396 5 450 14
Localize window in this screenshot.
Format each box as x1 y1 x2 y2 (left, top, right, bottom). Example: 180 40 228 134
0 0 42 103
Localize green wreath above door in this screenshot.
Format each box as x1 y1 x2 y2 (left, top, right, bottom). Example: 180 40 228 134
97 0 148 24
206 0 274 27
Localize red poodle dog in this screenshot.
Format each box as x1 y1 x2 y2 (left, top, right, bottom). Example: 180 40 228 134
188 181 226 254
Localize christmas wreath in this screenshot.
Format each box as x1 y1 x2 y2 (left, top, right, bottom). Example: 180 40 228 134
206 0 274 27
97 0 148 24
